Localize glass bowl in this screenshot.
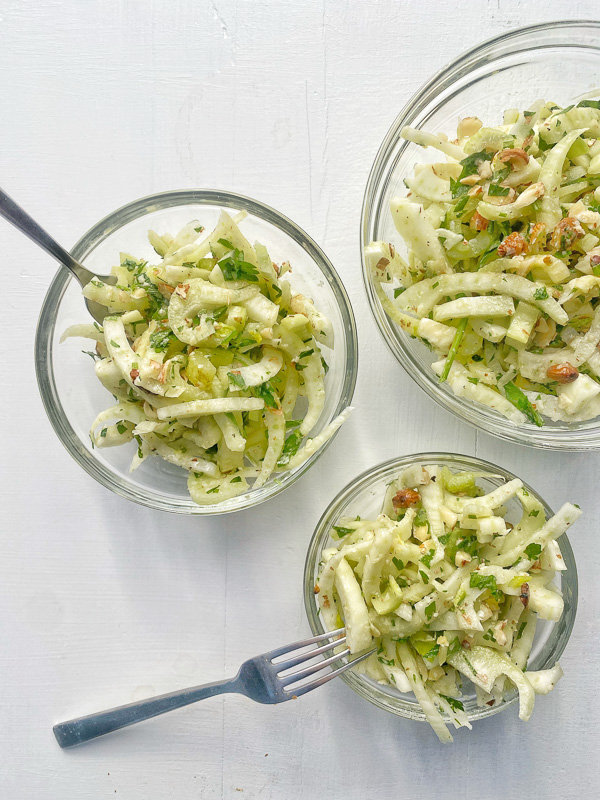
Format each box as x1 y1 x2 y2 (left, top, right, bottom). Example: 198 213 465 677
304 453 577 727
361 21 600 449
36 189 357 514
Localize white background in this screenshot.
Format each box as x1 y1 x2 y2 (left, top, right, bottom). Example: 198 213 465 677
1 1 599 798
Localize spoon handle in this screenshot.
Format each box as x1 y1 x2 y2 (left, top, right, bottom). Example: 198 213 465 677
0 187 93 285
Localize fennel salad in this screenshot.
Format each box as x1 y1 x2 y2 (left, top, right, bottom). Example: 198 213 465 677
367 99 600 425
316 463 579 742
63 211 351 505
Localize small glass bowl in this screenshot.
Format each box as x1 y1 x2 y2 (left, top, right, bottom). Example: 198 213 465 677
304 453 577 726
35 189 357 514
361 21 600 449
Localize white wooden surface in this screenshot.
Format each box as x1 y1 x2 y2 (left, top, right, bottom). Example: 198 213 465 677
1 2 599 797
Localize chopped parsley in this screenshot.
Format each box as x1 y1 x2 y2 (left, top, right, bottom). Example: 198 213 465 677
228 371 247 389
516 621 527 640
440 694 464 712
253 381 278 409
149 329 175 352
423 643 440 660
488 183 510 197
219 247 259 282
458 150 493 180
524 542 542 560
504 381 543 427
332 525 354 537
447 637 461 657
469 572 501 600
276 431 302 467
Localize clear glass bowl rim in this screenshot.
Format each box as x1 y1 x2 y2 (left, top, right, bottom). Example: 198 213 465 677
35 188 358 515
303 452 578 724
361 20 600 450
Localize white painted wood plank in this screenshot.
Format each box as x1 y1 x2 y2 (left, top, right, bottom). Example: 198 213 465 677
1 1 598 797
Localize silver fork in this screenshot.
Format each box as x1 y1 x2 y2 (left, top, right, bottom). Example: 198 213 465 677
53 628 374 748
0 186 116 323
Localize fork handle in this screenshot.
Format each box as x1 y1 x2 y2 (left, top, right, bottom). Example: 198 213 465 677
0 186 93 284
53 677 240 748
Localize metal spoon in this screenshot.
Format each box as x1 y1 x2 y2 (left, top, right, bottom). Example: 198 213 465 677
0 187 116 323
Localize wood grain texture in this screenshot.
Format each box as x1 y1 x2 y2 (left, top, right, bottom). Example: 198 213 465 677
1 1 599 797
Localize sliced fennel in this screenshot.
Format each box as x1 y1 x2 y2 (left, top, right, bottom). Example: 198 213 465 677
64 212 351 505
316 463 580 742
369 99 600 425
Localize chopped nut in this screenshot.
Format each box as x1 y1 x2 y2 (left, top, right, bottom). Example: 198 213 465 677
484 186 516 206
550 217 585 251
477 160 493 180
498 147 529 167
460 173 481 186
413 526 429 543
498 232 528 258
455 549 472 567
392 489 420 509
520 583 530 608
470 211 489 231
546 362 579 384
175 283 190 298
529 222 547 248
467 184 483 197
130 368 140 381
457 116 483 138
493 620 508 646
313 584 320 594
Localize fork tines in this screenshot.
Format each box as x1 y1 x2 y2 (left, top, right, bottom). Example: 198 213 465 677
269 628 374 699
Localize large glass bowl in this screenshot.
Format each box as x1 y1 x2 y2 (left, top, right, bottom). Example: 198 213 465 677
361 21 600 449
36 190 357 514
304 453 577 727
